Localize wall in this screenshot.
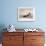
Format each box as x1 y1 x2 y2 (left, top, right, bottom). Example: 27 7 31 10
0 0 46 29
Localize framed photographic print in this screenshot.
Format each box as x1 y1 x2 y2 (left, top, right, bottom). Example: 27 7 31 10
18 7 35 21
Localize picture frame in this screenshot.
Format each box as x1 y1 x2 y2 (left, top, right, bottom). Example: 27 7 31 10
18 7 35 21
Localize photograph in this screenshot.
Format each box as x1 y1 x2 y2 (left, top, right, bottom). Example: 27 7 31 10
18 7 35 21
